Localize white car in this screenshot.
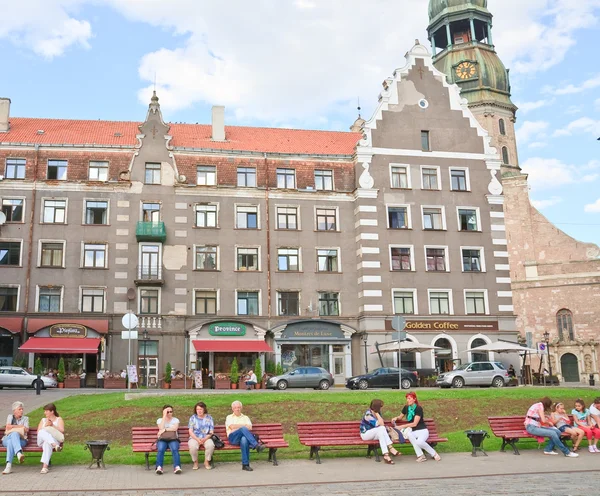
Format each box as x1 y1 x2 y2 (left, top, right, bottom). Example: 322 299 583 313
0 366 57 389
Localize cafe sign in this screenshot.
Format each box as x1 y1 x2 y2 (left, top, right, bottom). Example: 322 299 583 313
386 320 499 332
281 321 344 340
209 322 246 337
49 324 87 338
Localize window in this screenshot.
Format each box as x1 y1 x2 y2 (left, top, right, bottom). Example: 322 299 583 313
450 169 468 191
81 288 105 313
47 160 67 180
41 242 64 267
421 167 439 190
458 208 479 231
462 248 482 272
422 207 444 230
142 203 160 222
140 245 160 278
1 199 23 222
318 292 339 316
276 168 296 189
195 290 217 315
237 291 259 315
236 205 258 229
5 159 25 179
195 246 217 270
278 291 299 316
391 247 411 271
316 208 337 231
145 163 161 184
89 161 108 181
0 242 20 266
429 291 450 315
278 248 299 271
315 170 333 191
237 247 259 271
38 287 61 312
0 287 18 312
421 130 430 151
426 247 447 271
43 200 66 224
83 244 107 268
237 167 256 187
140 289 159 314
393 290 415 314
557 309 574 341
499 118 506 136
195 204 217 228
277 207 298 230
502 146 509 165
388 206 408 229
465 291 487 315
197 165 216 186
391 165 409 189
85 201 108 225
317 249 339 272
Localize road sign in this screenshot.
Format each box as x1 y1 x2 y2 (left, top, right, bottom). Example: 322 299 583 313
121 312 139 330
121 330 139 340
537 342 547 354
391 316 406 332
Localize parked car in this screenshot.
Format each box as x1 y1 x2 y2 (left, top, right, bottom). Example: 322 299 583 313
266 366 334 390
346 367 418 390
0 366 57 389
436 361 509 388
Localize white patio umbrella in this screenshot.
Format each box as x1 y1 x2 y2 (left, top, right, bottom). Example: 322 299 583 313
373 341 442 354
465 341 537 354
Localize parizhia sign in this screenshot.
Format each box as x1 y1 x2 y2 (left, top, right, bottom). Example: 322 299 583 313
209 322 246 336
49 324 87 338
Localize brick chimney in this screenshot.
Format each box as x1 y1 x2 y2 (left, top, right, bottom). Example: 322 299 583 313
0 98 10 132
211 105 225 141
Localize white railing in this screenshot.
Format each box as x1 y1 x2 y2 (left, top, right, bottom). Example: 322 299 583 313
139 316 162 329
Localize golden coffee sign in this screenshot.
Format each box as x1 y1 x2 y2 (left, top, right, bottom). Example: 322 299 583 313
49 324 87 338
386 320 498 332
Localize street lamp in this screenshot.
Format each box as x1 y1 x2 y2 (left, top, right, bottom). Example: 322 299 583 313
543 330 553 385
360 333 369 373
142 329 149 387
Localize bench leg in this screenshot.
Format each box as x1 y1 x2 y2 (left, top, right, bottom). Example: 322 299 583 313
145 452 150 470
500 438 520 455
268 448 278 466
366 445 381 462
309 446 322 464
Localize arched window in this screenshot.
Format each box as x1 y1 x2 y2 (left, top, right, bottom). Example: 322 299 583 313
470 338 488 362
499 118 506 136
556 309 574 341
502 146 509 165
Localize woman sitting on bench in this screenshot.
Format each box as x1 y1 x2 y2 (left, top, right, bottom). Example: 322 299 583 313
359 399 399 464
524 397 577 457
37 403 65 474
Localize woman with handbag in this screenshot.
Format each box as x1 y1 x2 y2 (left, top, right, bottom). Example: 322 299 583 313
2 401 29 475
156 405 181 475
187 401 215 470
36 403 64 474
359 399 400 464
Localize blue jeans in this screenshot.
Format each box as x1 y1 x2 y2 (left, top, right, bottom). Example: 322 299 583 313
526 424 570 455
2 431 28 464
228 427 258 466
156 440 181 468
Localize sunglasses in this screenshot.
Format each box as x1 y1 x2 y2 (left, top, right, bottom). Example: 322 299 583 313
166 410 173 414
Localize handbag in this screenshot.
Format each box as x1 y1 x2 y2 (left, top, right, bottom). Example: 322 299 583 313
211 434 225 449
387 426 406 443
158 430 178 442
43 426 65 443
12 426 27 440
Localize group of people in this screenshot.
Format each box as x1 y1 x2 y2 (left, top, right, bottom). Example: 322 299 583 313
2 401 64 475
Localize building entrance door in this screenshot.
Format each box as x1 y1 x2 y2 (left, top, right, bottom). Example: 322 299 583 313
138 357 159 387
560 353 579 382
332 345 346 385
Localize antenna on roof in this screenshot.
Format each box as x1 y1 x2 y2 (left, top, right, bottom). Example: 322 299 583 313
357 97 361 119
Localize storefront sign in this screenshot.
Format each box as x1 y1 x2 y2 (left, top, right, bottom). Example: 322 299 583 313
49 324 87 338
209 322 246 336
385 320 499 332
281 321 344 340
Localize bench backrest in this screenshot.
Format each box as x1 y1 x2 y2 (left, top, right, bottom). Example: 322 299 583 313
0 428 42 446
297 419 440 440
489 415 576 433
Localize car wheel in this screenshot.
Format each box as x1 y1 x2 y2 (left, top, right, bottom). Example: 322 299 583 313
452 377 465 388
492 376 505 388
358 379 369 390
276 380 288 390
319 380 330 390
401 378 412 389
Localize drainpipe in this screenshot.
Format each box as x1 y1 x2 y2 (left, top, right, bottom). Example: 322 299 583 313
24 144 40 319
264 152 271 320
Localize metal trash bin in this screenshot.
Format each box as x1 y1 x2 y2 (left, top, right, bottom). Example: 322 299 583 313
465 430 489 457
85 440 110 469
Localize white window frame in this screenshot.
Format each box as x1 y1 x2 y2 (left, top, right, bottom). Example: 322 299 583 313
0 284 20 312
193 244 220 271
144 162 161 185
276 168 296 189
463 289 489 315
40 198 68 224
237 167 257 187
449 167 471 192
389 244 415 272
420 165 441 190
427 288 454 315
79 286 107 313
277 290 301 317
421 205 446 230
194 203 219 228
389 163 412 189
277 247 301 272
140 201 161 223
424 245 450 272
35 285 64 312
235 289 262 316
193 288 220 315
275 204 301 230
314 206 339 232
456 206 481 232
316 246 341 273
196 165 217 186
386 204 412 229
4 158 26 180
138 243 163 276
88 161 109 182
1 196 26 223
81 242 108 269
235 204 260 229
460 246 486 273
38 239 66 268
82 198 110 225
138 287 162 315
235 245 261 271
391 288 418 315
0 238 23 267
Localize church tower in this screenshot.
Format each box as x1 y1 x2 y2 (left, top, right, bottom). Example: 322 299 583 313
427 0 520 176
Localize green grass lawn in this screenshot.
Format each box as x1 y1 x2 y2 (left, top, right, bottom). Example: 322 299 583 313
16 386 598 466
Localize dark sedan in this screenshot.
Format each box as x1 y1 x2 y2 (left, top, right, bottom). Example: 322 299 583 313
346 367 418 390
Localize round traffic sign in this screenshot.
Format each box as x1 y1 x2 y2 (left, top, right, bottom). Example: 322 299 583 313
121 312 139 330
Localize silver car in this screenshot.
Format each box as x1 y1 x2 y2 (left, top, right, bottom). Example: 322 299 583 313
436 361 509 388
266 366 334 390
0 367 57 389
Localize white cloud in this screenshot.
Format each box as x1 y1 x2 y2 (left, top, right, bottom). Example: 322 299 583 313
585 199 600 213
565 105 583 115
553 117 600 137
531 197 563 209
521 157 599 191
517 120 549 144
516 99 554 113
545 74 600 96
528 141 547 149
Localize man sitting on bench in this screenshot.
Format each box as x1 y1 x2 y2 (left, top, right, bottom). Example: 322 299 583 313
225 401 265 472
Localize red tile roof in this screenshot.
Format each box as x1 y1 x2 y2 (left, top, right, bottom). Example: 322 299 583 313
2 118 360 155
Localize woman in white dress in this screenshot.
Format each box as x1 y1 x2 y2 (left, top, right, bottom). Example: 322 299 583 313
36 403 64 474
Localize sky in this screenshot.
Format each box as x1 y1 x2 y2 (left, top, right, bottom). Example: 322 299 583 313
1 0 600 245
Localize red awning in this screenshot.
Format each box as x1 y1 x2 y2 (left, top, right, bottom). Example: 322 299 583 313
27 319 109 334
0 317 23 334
19 338 101 354
192 340 273 353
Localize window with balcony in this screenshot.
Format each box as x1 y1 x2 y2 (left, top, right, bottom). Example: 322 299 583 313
426 247 447 271
393 290 415 314
315 170 333 191
421 167 439 190
450 169 468 191
278 291 299 316
276 207 298 230
47 160 67 180
197 165 216 186
465 291 487 315
391 247 411 271
0 287 18 312
422 207 444 230
140 289 159 314
236 205 258 229
41 242 64 267
237 167 256 187
388 206 409 229
1 199 24 222
458 208 479 231
462 248 482 272
278 248 299 271
429 291 450 315
81 288 105 313
316 208 337 231
38 286 62 312
195 290 217 315
317 249 339 272
83 243 107 268
43 200 66 224
318 292 339 316
237 291 259 316
5 158 25 179
195 245 217 270
237 247 259 271
145 163 161 184
276 168 296 189
85 201 108 225
391 165 409 189
195 204 217 228
0 242 21 266
89 161 109 181
142 203 161 222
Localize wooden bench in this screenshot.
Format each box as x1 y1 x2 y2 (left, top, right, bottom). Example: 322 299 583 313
132 423 288 469
297 419 447 464
488 416 572 455
0 428 64 462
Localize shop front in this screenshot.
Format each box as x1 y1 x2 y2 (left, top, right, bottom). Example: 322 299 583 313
189 321 272 388
272 320 355 384
0 318 22 366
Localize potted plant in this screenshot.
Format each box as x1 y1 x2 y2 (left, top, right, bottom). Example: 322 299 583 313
215 373 230 389
230 358 239 389
275 362 284 376
57 357 65 388
163 362 172 389
34 358 43 377
65 372 81 388
254 358 262 389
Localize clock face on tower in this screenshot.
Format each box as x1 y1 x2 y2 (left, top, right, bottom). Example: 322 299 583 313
455 61 477 80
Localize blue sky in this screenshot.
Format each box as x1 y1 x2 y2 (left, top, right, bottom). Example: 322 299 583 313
1 0 599 245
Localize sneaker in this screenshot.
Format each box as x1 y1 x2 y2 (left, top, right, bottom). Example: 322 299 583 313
17 453 24 464
543 451 559 455
593 445 600 453
256 443 265 453
2 465 11 475
174 466 182 474
155 466 163 475
589 446 596 453
242 465 253 471
565 452 579 458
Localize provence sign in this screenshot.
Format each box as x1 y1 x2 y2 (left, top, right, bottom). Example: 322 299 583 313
49 324 87 338
209 322 246 337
